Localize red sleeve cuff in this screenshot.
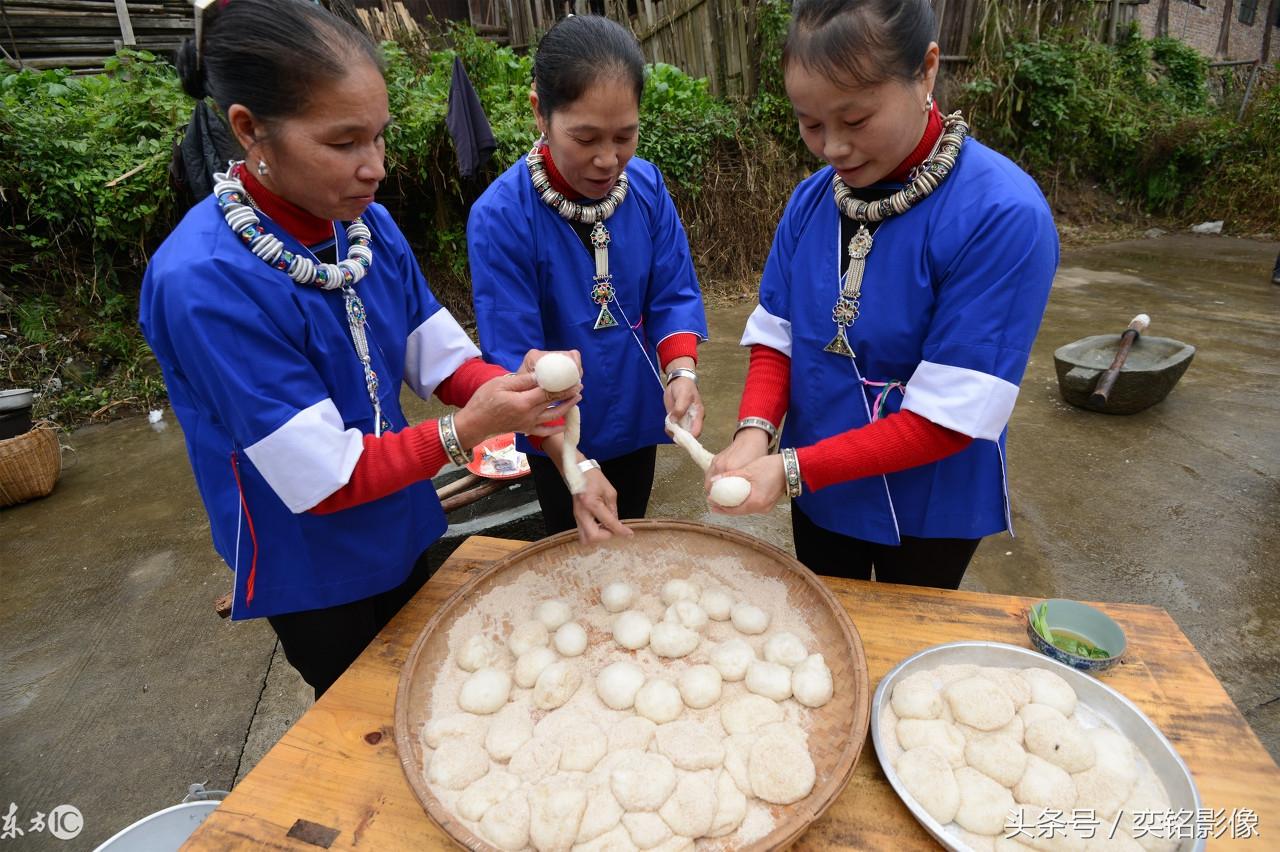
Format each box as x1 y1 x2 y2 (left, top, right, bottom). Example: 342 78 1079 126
794 410 972 492
308 420 449 514
656 333 699 371
435 358 507 408
738 344 790 427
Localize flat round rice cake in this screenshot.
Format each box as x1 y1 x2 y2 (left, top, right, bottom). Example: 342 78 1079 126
1019 702 1069 730
955 766 1018 836
896 718 966 768
945 676 1015 731
895 745 960 825
1013 754 1076 811
1018 668 1077 717
933 663 982 687
964 733 1028 788
982 667 1032 710
959 713 1025 745
892 671 944 720
1118 771 1177 852
1071 728 1137 820
1024 717 1096 773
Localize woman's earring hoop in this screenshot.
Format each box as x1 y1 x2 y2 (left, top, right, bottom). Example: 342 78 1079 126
257 160 270 176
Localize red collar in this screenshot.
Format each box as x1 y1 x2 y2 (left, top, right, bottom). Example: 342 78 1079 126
231 163 334 246
536 142 585 201
884 103 944 184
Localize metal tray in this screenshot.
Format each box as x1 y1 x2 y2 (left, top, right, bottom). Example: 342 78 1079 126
871 641 1204 851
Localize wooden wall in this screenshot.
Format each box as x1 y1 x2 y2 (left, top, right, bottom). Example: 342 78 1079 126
1 0 193 74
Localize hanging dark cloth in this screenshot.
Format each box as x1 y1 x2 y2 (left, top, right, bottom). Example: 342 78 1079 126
170 100 240 210
446 55 496 180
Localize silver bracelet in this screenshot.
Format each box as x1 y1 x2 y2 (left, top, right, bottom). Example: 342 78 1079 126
438 413 472 468
734 417 778 442
665 367 698 387
781 447 802 498
577 458 601 474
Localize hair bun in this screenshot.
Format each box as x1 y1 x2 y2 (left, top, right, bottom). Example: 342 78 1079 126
175 38 207 100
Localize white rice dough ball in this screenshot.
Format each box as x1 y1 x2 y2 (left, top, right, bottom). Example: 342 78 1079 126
601 582 637 613
1118 772 1177 852
730 602 770 635
458 768 521 821
553 621 589 657
515 645 559 689
423 712 488 749
661 579 701 606
954 766 1018 836
706 769 748 838
1019 668 1078 718
791 653 834 708
1071 728 1138 820
622 811 672 848
896 718 967 769
576 784 624 845
533 660 582 710
426 737 488 790
534 352 581 392
748 722 815 805
946 676 1016 731
964 733 1028 788
663 599 709 632
634 679 684 724
457 634 505 672
658 770 717 838
613 610 653 650
709 638 755 682
1024 717 1096 773
607 715 657 753
649 621 700 659
699 588 734 621
934 663 982 687
1019 702 1069 730
892 671 944 720
533 705 591 740
708 475 752 508
459 668 512 715
721 693 784 735
722 733 755 796
611 750 679 811
896 746 961 825
763 632 808 668
528 779 589 852
509 736 563 785
509 620 550 657
480 789 530 851
535 598 574 631
1013 754 1077 810
745 659 793 702
596 661 647 711
655 720 725 771
959 713 1025 745
557 720 608 772
485 703 534 762
677 664 723 710
982 667 1032 709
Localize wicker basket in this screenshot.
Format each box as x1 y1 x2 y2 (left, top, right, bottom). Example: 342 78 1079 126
0 425 63 508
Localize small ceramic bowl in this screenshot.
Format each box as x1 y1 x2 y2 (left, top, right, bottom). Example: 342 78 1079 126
1026 598 1126 673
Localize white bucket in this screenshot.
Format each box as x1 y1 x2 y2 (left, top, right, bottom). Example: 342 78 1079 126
92 800 219 852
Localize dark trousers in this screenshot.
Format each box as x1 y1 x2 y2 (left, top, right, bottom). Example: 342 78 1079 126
267 548 436 698
791 503 980 590
528 445 657 536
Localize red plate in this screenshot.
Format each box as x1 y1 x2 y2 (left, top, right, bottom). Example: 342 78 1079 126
466 433 530 480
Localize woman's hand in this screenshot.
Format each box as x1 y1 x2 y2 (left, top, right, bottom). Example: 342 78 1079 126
571 468 634 545
705 428 771 490
454 371 581 449
664 378 703 438
707 454 786 516
518 348 583 378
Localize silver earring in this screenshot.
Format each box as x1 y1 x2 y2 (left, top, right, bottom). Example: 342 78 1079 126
257 160 269 176
924 92 935 113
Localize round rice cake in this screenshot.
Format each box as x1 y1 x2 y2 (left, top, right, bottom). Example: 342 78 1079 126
1024 717 1096 773
1013 754 1076 811
954 766 1017 836
982 667 1032 709
896 718 966 768
895 745 960 825
964 733 1028 788
892 671 944 720
1071 728 1137 819
1018 668 1077 717
945 676 1015 731
1019 702 1069 730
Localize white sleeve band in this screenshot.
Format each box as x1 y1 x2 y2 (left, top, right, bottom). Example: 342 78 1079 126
901 360 1020 441
740 304 792 358
243 399 365 513
404 308 482 400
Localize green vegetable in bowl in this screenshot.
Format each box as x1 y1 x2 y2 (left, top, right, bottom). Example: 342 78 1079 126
1029 603 1112 660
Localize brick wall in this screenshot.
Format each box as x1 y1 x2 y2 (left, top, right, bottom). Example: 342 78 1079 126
1134 0 1278 61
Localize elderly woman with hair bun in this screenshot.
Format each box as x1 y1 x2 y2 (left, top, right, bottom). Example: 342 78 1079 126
140 0 581 696
708 0 1058 590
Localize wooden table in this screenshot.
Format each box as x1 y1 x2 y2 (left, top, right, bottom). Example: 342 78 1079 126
184 536 1280 850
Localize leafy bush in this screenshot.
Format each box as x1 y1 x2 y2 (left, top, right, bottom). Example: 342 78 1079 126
637 63 737 187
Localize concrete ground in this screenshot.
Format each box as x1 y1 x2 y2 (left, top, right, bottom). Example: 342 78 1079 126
1 234 1277 849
